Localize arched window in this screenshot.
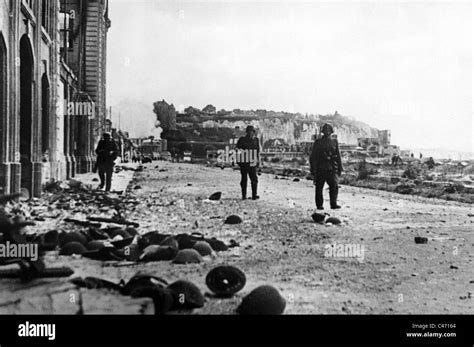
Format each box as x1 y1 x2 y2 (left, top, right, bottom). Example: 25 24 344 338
41 73 50 159
0 33 6 162
19 35 34 192
20 35 34 164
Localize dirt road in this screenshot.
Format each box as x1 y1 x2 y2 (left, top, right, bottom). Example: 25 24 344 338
123 161 473 314
1 161 472 314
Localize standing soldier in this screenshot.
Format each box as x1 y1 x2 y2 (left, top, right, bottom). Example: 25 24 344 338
310 123 342 210
236 125 260 200
95 132 119 192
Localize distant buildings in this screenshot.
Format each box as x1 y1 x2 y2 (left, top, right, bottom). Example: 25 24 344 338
129 137 166 160
356 130 400 157
0 0 111 196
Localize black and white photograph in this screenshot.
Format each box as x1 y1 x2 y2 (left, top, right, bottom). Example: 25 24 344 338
0 0 472 344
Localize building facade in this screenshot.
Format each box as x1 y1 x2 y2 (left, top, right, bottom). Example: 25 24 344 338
0 0 110 197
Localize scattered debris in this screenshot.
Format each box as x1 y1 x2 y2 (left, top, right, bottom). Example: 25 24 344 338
71 276 123 292
89 216 140 228
0 193 21 204
414 237 428 244
326 217 341 225
0 262 73 281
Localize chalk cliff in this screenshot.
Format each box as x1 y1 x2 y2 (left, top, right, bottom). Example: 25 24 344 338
176 110 379 146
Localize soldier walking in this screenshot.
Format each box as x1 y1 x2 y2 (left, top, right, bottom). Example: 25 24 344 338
310 123 342 210
236 126 260 200
95 132 119 192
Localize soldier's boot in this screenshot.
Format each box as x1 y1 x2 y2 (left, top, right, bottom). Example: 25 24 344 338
105 179 112 192
251 182 259 200
241 183 247 200
329 177 340 209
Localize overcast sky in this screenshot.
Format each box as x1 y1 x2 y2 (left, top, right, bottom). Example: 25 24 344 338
107 0 472 153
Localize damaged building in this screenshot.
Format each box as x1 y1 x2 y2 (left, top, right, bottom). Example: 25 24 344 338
0 0 111 197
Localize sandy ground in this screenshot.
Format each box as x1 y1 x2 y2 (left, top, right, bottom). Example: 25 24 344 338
0 161 472 314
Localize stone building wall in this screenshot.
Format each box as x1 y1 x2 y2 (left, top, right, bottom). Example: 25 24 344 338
0 0 110 196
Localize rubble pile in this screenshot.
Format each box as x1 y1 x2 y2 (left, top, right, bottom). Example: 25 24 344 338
0 194 74 282
0 172 287 315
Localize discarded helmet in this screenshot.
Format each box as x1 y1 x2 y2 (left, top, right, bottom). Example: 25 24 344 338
60 241 87 255
225 215 243 225
311 213 326 224
237 285 286 315
140 245 178 261
130 286 174 314
206 265 246 297
122 273 168 295
160 236 179 251
86 240 107 251
209 192 222 201
172 249 203 264
121 243 141 261
59 231 88 247
167 280 204 309
192 241 213 256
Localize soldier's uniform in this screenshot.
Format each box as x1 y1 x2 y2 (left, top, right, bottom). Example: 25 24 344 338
95 133 119 192
236 126 260 200
310 124 342 209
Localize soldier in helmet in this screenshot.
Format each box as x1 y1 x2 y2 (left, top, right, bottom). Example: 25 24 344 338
310 123 342 209
95 132 119 192
236 125 260 200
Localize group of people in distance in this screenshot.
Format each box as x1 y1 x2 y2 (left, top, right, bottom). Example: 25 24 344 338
93 122 343 210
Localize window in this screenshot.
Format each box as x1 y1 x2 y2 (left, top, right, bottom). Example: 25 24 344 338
41 0 50 33
59 11 74 55
23 0 35 12
41 74 50 157
0 35 6 162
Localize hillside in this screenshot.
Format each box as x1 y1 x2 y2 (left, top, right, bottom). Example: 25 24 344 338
176 109 379 146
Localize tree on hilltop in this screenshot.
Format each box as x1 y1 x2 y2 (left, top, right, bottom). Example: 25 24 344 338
202 104 217 113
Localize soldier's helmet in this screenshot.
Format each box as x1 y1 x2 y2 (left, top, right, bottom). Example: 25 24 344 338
321 123 334 135
246 125 255 133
